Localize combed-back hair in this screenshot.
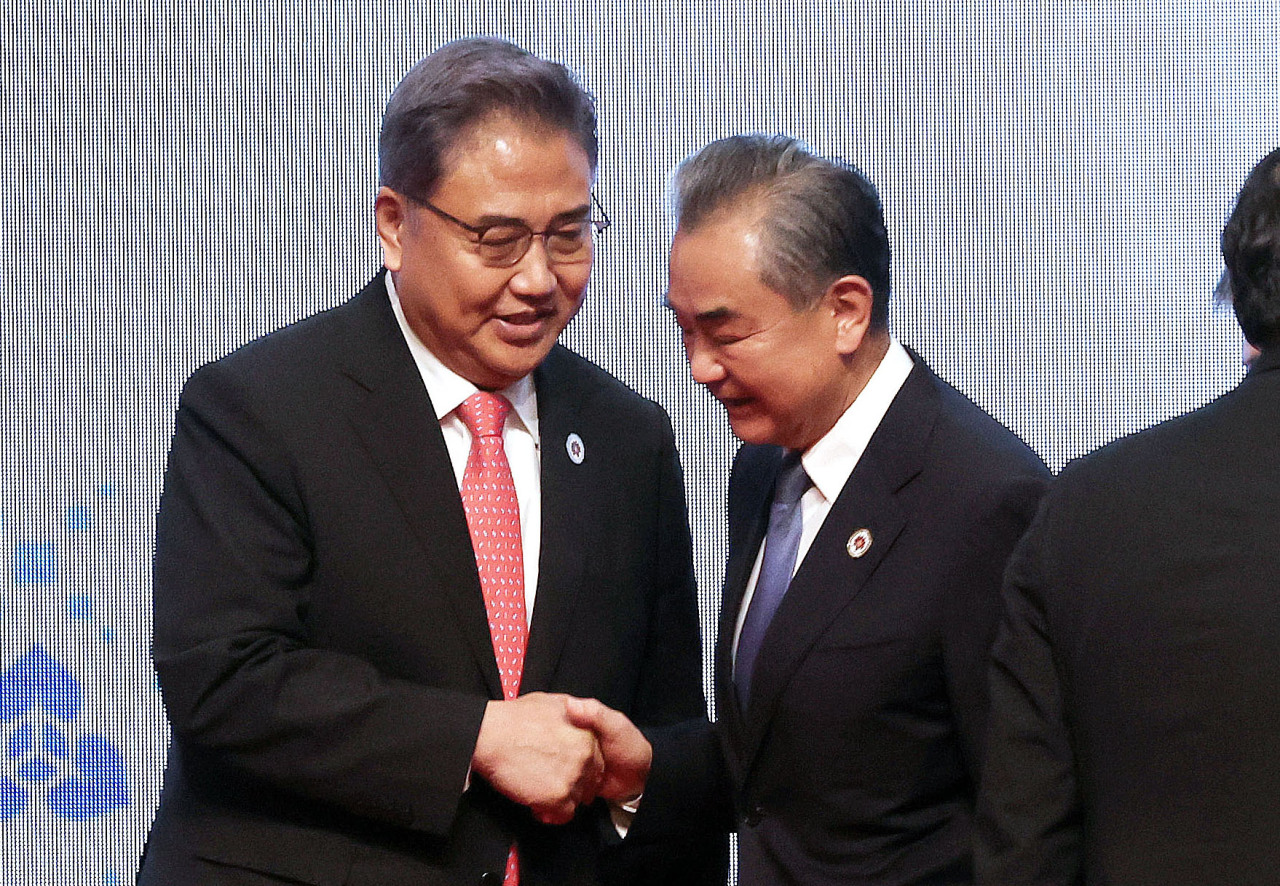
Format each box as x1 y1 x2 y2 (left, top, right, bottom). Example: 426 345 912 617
1222 147 1280 350
672 134 890 328
378 37 598 201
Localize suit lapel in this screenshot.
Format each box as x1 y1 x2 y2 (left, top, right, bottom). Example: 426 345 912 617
732 360 942 768
333 275 503 699
520 347 592 693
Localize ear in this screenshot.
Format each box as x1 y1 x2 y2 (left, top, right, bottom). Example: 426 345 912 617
826 275 875 356
374 186 412 272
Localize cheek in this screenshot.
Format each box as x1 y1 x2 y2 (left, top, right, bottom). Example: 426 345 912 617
556 265 592 302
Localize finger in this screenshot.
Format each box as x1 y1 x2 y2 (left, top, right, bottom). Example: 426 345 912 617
568 734 605 804
563 696 596 728
532 800 576 826
589 740 606 788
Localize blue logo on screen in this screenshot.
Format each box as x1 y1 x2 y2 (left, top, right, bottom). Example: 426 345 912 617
0 644 129 820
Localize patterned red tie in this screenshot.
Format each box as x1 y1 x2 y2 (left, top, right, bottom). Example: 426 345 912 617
456 392 527 886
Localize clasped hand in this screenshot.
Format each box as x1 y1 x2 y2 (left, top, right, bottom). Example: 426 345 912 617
470 692 651 825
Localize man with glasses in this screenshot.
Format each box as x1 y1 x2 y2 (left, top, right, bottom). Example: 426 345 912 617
139 38 719 886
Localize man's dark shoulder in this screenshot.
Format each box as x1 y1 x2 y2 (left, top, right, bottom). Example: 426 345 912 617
539 345 670 428
729 442 779 482
191 294 360 391
924 364 1048 484
1049 376 1256 513
1059 359 1280 492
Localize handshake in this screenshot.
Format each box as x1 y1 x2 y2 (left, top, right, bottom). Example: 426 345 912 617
470 693 653 825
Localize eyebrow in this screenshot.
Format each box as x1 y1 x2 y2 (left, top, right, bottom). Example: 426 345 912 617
470 203 592 228
694 306 736 323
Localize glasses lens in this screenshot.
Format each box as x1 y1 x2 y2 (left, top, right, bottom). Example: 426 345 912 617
545 223 593 262
477 225 532 266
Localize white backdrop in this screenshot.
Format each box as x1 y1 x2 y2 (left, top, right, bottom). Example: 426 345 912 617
1 2 1276 882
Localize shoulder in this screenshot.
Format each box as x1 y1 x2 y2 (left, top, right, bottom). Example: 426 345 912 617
179 275 401 419
538 345 672 431
913 359 1049 485
185 275 384 396
1047 384 1235 514
726 443 782 517
730 442 780 481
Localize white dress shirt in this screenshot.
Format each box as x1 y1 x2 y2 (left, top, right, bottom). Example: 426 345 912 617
387 273 542 624
732 339 915 662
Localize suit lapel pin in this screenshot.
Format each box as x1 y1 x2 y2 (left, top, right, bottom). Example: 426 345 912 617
846 528 872 559
565 432 585 465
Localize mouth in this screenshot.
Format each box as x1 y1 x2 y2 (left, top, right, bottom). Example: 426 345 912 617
493 308 558 343
713 392 753 413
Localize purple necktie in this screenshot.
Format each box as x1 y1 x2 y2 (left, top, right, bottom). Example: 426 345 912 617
734 451 810 709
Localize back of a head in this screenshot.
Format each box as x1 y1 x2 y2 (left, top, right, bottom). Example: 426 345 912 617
672 133 891 328
378 37 598 202
1222 147 1280 351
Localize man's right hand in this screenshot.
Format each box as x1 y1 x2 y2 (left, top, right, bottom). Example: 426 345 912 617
471 692 604 825
564 697 652 805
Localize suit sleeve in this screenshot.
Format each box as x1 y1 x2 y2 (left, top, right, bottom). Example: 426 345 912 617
152 361 485 837
974 500 1083 886
628 404 710 727
603 405 731 883
627 443 762 843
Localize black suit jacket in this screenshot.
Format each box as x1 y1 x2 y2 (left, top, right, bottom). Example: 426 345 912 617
976 349 1280 886
642 356 1048 886
139 273 719 886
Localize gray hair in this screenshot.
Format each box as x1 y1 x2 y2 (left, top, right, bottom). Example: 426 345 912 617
378 37 598 202
1222 146 1280 350
672 134 890 327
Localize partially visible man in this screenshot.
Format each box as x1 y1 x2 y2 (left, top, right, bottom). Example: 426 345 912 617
139 37 719 885
639 135 1049 885
976 149 1280 884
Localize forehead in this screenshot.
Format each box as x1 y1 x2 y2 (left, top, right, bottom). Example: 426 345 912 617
667 214 785 318
434 113 593 212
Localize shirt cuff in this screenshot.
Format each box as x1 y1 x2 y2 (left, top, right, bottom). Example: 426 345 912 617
608 793 642 838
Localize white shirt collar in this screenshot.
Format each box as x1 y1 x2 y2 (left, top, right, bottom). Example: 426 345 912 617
799 338 914 504
385 271 539 443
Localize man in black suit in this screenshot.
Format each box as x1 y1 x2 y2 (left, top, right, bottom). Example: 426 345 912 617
975 149 1280 885
139 38 719 885
601 134 1049 885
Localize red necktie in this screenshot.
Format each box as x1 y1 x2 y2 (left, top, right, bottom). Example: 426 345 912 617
456 392 526 886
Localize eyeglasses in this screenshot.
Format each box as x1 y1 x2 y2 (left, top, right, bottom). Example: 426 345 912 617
416 194 611 268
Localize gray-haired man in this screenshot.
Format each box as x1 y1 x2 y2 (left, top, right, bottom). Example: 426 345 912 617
582 134 1048 886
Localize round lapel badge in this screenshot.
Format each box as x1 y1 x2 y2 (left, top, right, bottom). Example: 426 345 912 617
846 528 873 559
566 432 585 465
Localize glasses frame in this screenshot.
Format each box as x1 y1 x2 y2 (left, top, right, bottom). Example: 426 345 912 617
415 193 612 268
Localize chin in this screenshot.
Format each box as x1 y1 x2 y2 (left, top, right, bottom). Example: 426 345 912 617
484 353 551 390
727 417 781 448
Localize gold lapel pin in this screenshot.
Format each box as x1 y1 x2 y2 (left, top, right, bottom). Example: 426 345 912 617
846 528 873 559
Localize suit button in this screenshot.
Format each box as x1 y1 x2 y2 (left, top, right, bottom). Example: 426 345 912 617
742 805 765 827
480 873 501 885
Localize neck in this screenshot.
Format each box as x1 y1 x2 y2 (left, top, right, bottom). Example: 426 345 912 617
838 329 891 411
792 331 892 453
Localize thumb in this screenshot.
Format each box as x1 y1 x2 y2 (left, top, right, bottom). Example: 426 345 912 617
565 696 613 733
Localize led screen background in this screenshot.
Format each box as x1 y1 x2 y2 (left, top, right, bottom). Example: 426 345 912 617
1 2 1276 881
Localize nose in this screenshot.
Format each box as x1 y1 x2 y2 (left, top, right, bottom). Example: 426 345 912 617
685 338 726 385
508 237 558 297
